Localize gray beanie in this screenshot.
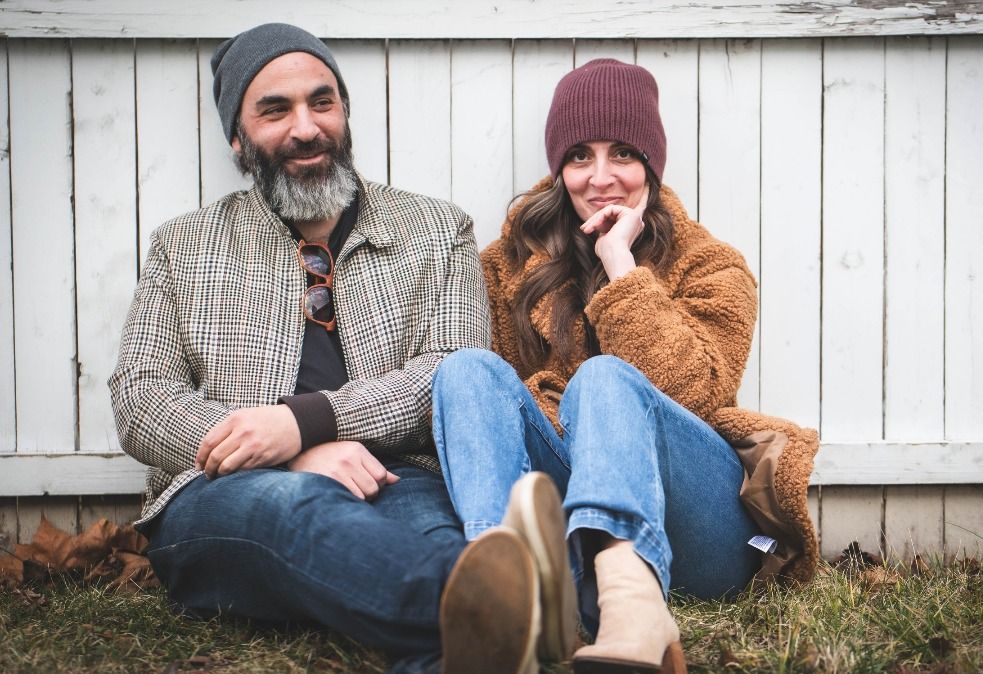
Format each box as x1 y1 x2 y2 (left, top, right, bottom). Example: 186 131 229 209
211 23 350 144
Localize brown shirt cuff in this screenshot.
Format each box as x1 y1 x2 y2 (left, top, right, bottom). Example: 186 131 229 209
278 392 338 450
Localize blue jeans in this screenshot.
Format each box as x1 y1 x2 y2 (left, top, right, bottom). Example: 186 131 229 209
140 461 465 674
432 350 759 625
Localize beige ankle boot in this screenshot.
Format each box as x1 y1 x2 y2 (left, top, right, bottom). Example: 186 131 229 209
572 543 686 674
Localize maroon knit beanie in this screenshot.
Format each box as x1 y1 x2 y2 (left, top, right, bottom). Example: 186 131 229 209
545 59 667 182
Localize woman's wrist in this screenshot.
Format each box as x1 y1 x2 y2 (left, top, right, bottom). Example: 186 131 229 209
599 248 637 281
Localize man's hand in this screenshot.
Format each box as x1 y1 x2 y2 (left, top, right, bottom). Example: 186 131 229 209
196 405 302 478
288 441 399 500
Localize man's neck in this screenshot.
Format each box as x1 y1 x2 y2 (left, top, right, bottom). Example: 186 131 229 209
292 214 341 243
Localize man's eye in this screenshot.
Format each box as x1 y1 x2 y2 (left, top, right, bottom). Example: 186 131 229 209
263 106 287 116
313 98 333 109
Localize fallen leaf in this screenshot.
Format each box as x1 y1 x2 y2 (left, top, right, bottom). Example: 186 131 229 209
833 541 882 569
2 516 155 590
928 635 952 658
0 549 24 587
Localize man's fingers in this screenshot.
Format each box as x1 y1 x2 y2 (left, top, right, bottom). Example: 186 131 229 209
361 452 390 484
197 418 232 468
341 477 367 501
203 433 239 478
351 469 381 501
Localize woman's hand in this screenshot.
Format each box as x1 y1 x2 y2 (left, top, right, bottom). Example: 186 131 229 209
580 185 650 281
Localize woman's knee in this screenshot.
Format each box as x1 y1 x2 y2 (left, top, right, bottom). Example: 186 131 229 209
568 355 661 400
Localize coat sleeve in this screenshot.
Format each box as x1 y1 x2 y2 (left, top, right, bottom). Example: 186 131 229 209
583 242 757 419
481 239 566 428
108 234 238 477
321 212 491 452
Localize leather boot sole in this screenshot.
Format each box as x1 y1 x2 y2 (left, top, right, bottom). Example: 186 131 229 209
440 528 540 674
503 472 578 662
573 641 687 674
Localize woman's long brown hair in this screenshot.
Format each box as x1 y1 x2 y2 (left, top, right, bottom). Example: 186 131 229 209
505 166 676 372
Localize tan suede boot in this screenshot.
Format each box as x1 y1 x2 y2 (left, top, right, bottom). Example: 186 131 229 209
572 543 686 674
440 527 541 674
502 472 579 662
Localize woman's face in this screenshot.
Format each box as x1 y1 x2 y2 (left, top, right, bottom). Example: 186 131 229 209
561 140 648 221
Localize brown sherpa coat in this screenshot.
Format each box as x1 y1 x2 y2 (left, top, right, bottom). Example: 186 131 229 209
481 179 819 585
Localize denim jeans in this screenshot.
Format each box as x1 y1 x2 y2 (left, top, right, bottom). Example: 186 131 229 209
140 460 465 674
431 349 760 627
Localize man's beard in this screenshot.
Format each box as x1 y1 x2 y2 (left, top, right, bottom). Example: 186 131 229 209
236 127 356 224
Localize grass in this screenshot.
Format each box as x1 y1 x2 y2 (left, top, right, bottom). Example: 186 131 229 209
1 558 981 673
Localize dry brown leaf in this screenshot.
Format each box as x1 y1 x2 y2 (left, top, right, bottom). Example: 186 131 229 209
2 516 154 590
0 549 25 587
106 550 160 592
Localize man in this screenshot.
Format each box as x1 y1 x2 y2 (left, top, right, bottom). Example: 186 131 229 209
109 23 568 674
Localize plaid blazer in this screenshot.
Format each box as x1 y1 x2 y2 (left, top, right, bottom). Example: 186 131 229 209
109 176 490 524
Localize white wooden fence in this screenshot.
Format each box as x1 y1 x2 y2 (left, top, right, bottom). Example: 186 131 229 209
0 1 982 560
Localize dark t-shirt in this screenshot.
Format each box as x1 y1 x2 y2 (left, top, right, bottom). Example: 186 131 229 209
278 193 358 449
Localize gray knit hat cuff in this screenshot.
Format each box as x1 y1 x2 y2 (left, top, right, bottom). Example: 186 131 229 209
211 23 349 144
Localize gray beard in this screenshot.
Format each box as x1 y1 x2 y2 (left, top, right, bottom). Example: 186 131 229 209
266 158 356 223
237 131 356 224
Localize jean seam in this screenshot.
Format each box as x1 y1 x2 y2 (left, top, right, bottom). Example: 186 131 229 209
520 399 571 471
149 535 440 626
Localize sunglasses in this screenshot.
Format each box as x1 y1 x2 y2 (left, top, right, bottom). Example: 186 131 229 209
297 240 336 331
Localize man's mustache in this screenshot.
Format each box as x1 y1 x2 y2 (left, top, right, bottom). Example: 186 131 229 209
273 137 339 164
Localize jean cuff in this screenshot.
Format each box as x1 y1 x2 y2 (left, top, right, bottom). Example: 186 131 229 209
568 508 673 599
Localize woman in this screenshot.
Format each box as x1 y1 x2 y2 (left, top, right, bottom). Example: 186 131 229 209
432 59 819 673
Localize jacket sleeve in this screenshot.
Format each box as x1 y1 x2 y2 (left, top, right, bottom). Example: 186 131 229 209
108 234 237 477
481 240 566 427
320 212 491 452
584 243 757 419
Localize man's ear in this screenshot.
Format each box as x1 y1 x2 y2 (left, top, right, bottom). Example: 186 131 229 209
231 135 242 153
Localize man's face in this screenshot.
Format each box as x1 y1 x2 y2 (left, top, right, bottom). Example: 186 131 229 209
233 52 355 223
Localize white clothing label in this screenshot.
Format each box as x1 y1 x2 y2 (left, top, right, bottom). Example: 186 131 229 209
748 535 778 554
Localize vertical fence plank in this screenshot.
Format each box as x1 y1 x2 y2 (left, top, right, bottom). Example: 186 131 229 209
331 40 388 186
0 499 16 549
808 487 820 547
388 40 451 200
0 40 14 452
759 39 822 429
944 485 983 561
698 39 761 410
512 40 573 196
945 37 983 441
79 494 143 530
135 39 200 264
883 37 945 442
636 40 698 214
198 39 251 207
9 39 77 454
72 39 137 453
820 486 883 559
821 38 885 442
884 485 944 560
574 39 634 66
17 497 79 541
451 40 513 248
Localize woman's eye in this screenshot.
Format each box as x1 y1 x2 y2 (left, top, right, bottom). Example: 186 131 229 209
571 152 589 162
614 149 634 160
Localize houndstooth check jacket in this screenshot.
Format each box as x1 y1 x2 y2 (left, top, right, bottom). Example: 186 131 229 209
109 175 490 524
